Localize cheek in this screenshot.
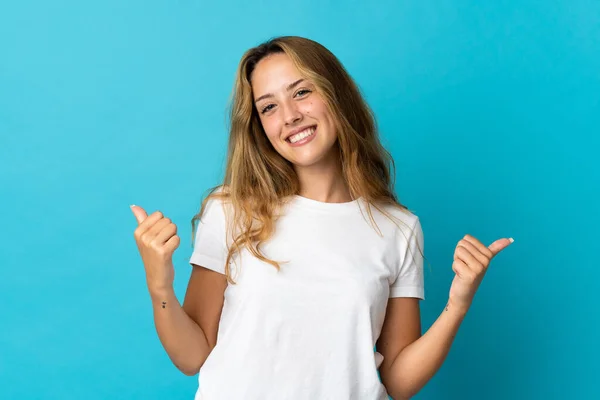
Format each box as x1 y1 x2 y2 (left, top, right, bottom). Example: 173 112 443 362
304 101 331 121
299 102 315 117
261 119 280 142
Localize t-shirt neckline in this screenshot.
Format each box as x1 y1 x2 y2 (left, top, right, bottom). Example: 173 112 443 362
290 194 363 213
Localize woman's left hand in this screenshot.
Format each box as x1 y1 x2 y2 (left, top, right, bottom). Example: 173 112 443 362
448 235 514 314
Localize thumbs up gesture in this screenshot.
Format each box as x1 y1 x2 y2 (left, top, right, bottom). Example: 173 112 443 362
131 205 180 295
448 235 514 314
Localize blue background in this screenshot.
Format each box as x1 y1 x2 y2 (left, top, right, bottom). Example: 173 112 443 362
1 1 598 399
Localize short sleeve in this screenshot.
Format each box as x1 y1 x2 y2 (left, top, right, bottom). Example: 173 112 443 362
189 195 229 275
389 217 425 299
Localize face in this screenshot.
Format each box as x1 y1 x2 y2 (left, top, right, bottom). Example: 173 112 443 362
251 53 339 169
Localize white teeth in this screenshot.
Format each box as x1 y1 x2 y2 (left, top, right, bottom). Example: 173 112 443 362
288 127 315 143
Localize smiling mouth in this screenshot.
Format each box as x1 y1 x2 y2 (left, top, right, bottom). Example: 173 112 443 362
286 125 317 143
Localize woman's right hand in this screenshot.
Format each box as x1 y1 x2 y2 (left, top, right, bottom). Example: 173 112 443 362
131 205 180 295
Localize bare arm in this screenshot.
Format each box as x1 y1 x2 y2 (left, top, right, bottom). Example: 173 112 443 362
378 298 466 400
377 297 422 400
130 205 228 376
378 234 514 398
150 264 226 376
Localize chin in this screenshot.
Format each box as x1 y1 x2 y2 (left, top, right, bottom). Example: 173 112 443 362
276 139 338 168
288 153 332 169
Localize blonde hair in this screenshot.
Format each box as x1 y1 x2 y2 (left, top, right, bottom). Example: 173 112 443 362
192 36 424 284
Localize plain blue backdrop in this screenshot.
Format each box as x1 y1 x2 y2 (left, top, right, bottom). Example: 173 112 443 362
1 1 598 399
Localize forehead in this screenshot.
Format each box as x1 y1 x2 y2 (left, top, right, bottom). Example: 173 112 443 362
251 53 303 96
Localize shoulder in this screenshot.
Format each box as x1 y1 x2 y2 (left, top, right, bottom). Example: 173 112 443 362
366 201 422 258
197 185 234 228
203 185 232 210
374 201 421 236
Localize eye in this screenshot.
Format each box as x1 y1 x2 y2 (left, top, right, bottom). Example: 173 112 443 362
295 89 312 97
260 104 275 114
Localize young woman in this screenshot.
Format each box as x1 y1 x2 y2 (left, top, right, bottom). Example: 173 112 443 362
131 36 513 400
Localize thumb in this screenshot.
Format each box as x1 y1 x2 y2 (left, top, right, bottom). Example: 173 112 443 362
130 205 148 224
488 237 514 258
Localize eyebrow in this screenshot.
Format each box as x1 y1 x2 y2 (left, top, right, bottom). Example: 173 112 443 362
254 78 305 104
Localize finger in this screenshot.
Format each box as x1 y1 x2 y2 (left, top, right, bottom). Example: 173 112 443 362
455 246 484 271
146 217 172 241
155 223 177 245
135 211 166 238
164 235 181 252
462 235 494 260
457 239 490 267
488 238 514 257
452 258 470 277
130 205 148 224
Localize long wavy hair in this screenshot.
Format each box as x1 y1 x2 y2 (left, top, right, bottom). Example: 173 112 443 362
191 36 422 284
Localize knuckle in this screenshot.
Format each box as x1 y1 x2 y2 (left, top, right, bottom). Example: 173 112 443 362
156 246 166 255
143 233 154 245
139 233 148 244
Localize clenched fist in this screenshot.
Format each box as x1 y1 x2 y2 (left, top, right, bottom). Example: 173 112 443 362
131 205 180 295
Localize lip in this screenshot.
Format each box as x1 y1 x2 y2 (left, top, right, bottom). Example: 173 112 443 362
287 126 317 147
284 124 317 141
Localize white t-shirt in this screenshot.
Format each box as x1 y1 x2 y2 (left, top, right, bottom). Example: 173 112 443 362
189 191 424 400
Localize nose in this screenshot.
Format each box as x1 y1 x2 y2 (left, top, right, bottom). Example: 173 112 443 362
282 101 302 126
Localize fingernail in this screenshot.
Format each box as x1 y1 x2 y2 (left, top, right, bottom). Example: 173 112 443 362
130 204 136 209
509 237 514 243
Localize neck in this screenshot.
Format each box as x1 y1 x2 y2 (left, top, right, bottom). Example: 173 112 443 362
294 149 352 203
